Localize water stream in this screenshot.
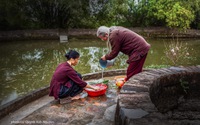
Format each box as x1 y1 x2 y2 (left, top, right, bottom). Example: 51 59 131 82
102 68 104 79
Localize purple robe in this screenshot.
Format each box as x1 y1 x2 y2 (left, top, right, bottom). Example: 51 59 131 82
105 26 150 63
49 62 87 99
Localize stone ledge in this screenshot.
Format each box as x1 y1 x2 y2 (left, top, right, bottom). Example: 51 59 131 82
1 28 200 41
0 86 49 120
0 69 126 120
115 66 200 125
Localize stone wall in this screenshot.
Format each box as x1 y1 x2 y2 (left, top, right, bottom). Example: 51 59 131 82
1 27 200 41
115 66 200 125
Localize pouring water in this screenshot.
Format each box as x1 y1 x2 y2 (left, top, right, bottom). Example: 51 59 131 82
102 68 104 79
99 59 115 80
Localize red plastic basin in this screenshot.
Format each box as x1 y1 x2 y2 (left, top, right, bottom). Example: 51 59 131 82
84 83 107 97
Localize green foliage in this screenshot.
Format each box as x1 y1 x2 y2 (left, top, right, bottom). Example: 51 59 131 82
148 0 194 30
87 0 113 27
102 79 109 83
145 64 169 69
108 0 151 27
165 2 194 30
0 0 29 30
25 0 72 29
0 0 199 30
186 0 200 29
88 79 109 85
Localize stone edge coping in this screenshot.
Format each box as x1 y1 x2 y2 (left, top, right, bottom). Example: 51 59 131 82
0 69 126 120
1 28 200 41
115 66 200 124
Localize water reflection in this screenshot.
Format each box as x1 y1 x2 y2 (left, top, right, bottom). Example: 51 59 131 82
0 90 18 105
86 47 102 72
0 39 199 106
22 49 43 61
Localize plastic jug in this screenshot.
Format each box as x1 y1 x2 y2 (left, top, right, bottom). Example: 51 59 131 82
99 59 115 68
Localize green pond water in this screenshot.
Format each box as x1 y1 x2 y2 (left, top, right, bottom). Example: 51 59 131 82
0 38 200 106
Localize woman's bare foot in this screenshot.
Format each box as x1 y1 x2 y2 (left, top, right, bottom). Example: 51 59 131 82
59 97 72 104
71 95 81 100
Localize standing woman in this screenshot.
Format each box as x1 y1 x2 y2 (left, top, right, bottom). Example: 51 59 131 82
97 26 150 82
49 50 98 104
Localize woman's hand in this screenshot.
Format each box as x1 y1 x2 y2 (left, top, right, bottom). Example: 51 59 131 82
92 86 100 90
86 84 100 91
101 55 106 60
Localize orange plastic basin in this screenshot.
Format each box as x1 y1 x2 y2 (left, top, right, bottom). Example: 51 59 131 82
84 84 107 97
114 75 126 88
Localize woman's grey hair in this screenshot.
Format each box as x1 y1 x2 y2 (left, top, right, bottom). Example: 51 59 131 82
96 26 110 37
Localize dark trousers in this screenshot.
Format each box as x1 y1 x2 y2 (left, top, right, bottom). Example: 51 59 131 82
126 54 147 81
59 73 83 99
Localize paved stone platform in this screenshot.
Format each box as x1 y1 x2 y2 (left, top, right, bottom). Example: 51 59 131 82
0 77 120 125
115 66 200 125
1 67 200 125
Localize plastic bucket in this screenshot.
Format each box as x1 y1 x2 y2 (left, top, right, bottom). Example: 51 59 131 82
99 59 115 68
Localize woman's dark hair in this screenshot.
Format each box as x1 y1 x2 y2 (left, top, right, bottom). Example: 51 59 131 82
65 50 80 60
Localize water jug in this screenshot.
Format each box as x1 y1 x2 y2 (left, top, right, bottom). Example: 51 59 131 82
99 59 115 68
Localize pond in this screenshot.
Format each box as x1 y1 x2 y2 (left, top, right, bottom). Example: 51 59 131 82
0 38 200 106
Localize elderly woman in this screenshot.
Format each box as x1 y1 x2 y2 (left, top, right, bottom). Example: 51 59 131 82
97 26 151 82
49 50 98 104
